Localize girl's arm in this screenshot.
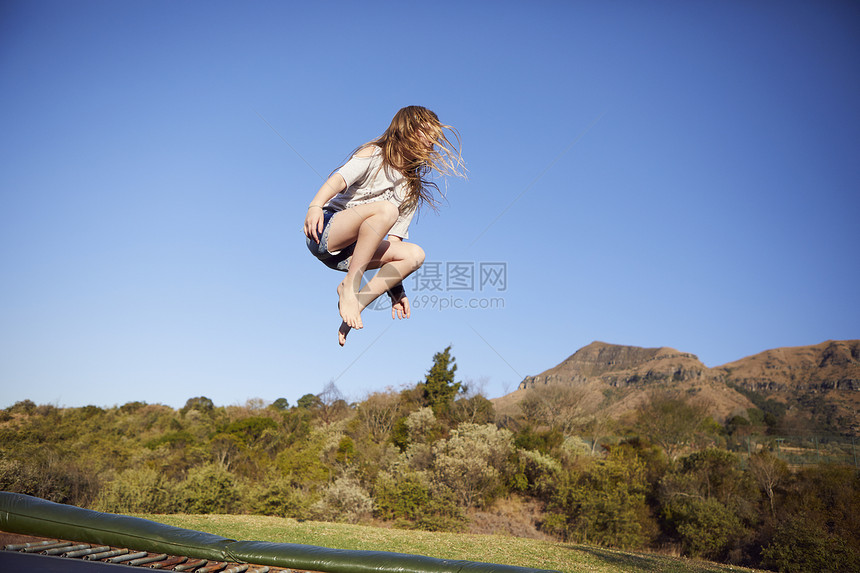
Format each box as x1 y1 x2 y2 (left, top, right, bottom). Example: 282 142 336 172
304 146 376 241
304 174 347 242
310 173 347 207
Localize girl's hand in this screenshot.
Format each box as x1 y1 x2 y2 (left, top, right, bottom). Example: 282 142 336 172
305 174 347 242
304 206 325 242
391 295 410 320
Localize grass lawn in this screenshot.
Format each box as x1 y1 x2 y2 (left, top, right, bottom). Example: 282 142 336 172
135 514 763 573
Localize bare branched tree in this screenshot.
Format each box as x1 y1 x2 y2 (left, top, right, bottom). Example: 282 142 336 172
317 381 348 425
748 449 789 520
356 390 402 441
635 391 711 461
520 383 601 434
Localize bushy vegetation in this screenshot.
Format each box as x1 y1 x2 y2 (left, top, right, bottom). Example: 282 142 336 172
2 348 858 572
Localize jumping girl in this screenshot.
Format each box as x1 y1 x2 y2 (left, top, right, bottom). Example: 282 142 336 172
303 106 465 346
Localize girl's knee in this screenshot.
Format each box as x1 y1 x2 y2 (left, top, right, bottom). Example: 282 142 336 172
408 243 426 269
375 201 399 225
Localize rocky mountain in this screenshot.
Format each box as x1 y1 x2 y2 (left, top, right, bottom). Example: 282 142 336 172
715 340 860 392
493 340 860 435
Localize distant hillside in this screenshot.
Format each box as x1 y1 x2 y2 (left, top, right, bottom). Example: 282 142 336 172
716 340 860 392
493 340 860 435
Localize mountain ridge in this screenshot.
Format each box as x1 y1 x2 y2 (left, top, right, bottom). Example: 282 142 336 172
493 339 860 435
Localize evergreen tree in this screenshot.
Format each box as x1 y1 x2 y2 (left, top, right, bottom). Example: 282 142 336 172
421 346 462 414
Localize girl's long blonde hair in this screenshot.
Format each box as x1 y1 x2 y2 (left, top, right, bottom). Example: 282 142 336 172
361 106 466 214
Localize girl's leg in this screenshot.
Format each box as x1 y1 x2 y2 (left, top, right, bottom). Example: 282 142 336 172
338 239 425 346
353 240 425 309
326 202 400 330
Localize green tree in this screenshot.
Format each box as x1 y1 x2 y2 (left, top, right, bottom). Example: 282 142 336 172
119 401 147 414
419 346 462 415
297 393 323 410
180 396 214 416
224 416 278 448
9 400 37 414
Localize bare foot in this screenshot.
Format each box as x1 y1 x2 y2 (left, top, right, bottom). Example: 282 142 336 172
338 321 351 346
337 280 363 329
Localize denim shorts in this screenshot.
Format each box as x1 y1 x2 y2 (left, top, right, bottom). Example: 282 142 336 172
306 208 353 271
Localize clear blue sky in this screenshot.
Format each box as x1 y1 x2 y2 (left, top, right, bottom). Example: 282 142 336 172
2 0 858 409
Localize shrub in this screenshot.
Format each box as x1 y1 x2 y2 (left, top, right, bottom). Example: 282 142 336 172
0 452 100 507
663 448 756 514
559 436 592 462
515 448 563 500
514 425 564 455
275 432 331 488
762 517 860 573
145 431 196 450
374 471 429 521
767 464 860 571
311 476 374 523
544 454 657 549
373 470 464 532
432 423 514 508
180 463 240 514
336 436 356 465
405 407 439 444
662 497 744 560
246 474 313 518
94 467 178 513
657 448 754 559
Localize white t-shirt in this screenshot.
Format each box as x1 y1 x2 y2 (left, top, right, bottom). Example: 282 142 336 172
325 147 417 239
